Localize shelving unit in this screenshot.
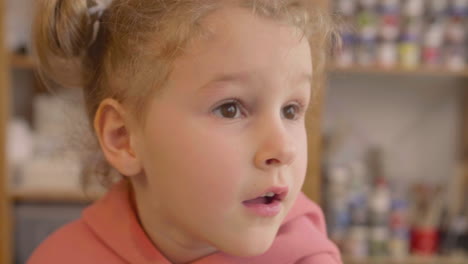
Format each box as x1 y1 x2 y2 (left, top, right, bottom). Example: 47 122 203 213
329 63 468 263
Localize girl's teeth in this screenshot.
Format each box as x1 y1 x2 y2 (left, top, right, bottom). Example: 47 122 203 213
264 192 275 197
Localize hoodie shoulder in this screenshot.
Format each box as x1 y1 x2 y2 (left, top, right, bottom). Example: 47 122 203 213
27 218 126 264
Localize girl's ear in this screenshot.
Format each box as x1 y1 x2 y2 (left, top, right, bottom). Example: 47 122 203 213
93 98 142 177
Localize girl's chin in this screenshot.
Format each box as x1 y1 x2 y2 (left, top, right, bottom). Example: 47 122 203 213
216 232 277 257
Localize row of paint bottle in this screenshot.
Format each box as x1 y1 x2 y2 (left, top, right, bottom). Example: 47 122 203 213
333 0 468 70
324 149 410 258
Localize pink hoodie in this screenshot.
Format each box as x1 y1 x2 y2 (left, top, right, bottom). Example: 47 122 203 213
28 181 342 264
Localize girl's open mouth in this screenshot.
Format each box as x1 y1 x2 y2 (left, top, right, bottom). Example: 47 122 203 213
242 187 288 217
243 192 280 205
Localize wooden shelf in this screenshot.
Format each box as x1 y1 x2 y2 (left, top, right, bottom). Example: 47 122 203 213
9 53 35 69
10 189 102 203
344 255 468 264
328 64 468 78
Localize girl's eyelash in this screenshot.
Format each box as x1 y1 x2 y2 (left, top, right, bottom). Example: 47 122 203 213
211 98 309 118
212 98 247 115
287 100 307 114
292 100 306 110
216 98 243 108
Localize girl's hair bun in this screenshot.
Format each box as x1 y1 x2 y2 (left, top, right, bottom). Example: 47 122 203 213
33 0 98 88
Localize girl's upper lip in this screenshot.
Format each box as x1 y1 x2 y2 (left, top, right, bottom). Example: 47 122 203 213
244 186 289 202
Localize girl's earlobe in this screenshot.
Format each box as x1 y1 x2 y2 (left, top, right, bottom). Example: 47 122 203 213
94 99 143 177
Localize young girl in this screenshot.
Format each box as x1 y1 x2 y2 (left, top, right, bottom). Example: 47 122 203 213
28 0 342 263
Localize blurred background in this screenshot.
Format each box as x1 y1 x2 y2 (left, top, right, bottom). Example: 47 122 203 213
0 0 467 264
323 0 468 262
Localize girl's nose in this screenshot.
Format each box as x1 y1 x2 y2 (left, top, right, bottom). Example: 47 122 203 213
254 123 296 171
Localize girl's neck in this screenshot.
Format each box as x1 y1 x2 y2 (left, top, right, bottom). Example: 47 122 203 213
129 180 217 263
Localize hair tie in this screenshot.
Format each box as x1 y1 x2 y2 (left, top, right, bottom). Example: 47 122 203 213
88 0 114 46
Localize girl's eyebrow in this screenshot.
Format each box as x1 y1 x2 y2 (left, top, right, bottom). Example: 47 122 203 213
199 71 254 91
199 71 313 92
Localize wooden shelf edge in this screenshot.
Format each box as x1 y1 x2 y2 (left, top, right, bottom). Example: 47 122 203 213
9 189 102 203
328 64 468 77
9 53 35 69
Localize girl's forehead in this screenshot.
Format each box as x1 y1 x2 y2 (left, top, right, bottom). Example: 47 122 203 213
195 6 305 50
154 5 312 99
177 7 311 71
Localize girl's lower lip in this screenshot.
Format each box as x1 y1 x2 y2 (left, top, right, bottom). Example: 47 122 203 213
242 200 282 217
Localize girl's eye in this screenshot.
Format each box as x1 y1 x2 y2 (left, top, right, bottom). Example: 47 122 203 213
282 104 301 120
213 101 243 119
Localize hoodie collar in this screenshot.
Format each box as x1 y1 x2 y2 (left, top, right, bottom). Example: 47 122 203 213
83 180 340 264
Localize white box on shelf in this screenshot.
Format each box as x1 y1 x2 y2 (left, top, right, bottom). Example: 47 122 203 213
19 152 82 192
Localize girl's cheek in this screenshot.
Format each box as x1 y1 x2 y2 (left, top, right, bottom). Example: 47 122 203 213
184 131 246 186
298 137 308 181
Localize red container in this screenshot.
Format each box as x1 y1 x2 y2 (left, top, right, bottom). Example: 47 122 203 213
410 228 439 255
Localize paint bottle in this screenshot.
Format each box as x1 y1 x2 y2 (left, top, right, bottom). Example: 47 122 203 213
369 178 391 256
389 198 410 259
422 19 443 67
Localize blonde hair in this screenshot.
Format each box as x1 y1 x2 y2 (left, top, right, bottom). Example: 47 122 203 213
33 0 336 186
